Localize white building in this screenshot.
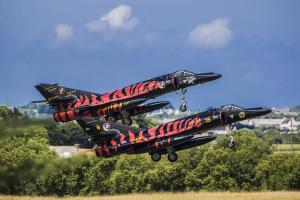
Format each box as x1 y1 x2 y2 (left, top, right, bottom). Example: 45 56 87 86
49 144 93 157
240 117 300 131
280 118 300 131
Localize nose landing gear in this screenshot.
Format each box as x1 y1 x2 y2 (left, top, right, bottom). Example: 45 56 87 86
177 88 187 112
226 124 235 148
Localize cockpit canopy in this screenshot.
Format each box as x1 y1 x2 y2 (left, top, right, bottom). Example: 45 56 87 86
220 104 244 112
174 70 195 77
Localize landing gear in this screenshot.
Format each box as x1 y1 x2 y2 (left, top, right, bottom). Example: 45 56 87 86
177 88 187 112
180 104 187 112
150 149 178 162
120 110 132 125
150 152 161 162
226 124 235 148
167 148 178 162
122 117 132 126
228 140 235 148
106 115 116 123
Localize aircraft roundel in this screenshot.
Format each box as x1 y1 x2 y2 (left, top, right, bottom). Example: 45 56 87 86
102 122 111 131
159 81 166 89
239 112 246 118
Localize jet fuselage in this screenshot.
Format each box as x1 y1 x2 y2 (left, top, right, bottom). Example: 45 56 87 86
35 71 221 123
92 105 271 158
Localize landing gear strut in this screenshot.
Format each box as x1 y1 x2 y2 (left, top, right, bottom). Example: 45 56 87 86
226 124 235 148
120 110 132 125
177 88 187 112
167 147 178 162
150 152 161 162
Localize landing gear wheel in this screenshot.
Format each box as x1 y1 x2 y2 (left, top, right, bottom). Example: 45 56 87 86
180 104 187 112
177 88 188 112
150 152 161 162
107 116 116 123
120 110 132 125
122 117 132 125
228 140 235 148
226 124 235 148
167 152 178 162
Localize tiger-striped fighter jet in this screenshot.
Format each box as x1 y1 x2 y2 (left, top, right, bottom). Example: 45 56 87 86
77 104 271 162
34 70 221 125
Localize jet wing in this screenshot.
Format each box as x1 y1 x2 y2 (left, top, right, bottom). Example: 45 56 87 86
74 98 148 112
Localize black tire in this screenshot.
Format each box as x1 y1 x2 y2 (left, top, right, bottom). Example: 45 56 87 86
150 153 161 162
180 104 187 112
107 116 116 123
122 117 132 125
167 152 178 162
228 141 235 148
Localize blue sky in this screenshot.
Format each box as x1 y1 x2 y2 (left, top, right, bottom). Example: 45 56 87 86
0 0 300 110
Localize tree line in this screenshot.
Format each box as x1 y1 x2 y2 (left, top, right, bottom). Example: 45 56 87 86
0 105 299 196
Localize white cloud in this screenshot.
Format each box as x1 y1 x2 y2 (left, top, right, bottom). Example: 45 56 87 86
55 23 74 41
187 18 233 49
86 5 138 33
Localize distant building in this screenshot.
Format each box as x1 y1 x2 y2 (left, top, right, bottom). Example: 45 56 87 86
240 117 300 131
49 144 93 157
273 107 299 117
280 118 299 131
18 108 40 118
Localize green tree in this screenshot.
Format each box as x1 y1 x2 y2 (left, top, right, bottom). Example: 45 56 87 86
0 127 56 194
143 161 186 192
0 105 22 121
185 129 272 191
46 122 92 148
81 157 117 195
110 155 153 194
255 153 300 190
35 155 89 196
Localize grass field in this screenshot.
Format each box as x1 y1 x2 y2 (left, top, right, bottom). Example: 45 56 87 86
274 144 300 154
1 192 300 200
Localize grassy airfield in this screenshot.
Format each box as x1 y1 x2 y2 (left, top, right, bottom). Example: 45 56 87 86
1 192 300 200
275 144 300 154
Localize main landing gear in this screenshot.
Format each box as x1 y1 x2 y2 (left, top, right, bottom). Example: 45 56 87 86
177 88 187 112
106 111 133 125
150 152 161 162
107 115 116 123
167 148 178 162
120 110 133 125
226 124 235 148
150 148 178 162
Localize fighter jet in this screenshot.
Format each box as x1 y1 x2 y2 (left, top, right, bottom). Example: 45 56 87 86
34 70 221 125
77 104 271 162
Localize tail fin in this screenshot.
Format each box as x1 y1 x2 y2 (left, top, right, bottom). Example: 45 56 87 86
35 83 98 100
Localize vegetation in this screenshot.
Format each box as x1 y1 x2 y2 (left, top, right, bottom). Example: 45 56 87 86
1 192 300 200
255 129 300 144
0 105 300 196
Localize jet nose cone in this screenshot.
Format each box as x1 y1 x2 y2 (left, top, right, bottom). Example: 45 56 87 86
246 107 272 118
196 72 222 83
258 107 272 116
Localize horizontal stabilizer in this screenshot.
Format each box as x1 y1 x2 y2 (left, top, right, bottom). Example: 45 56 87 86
77 117 142 138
